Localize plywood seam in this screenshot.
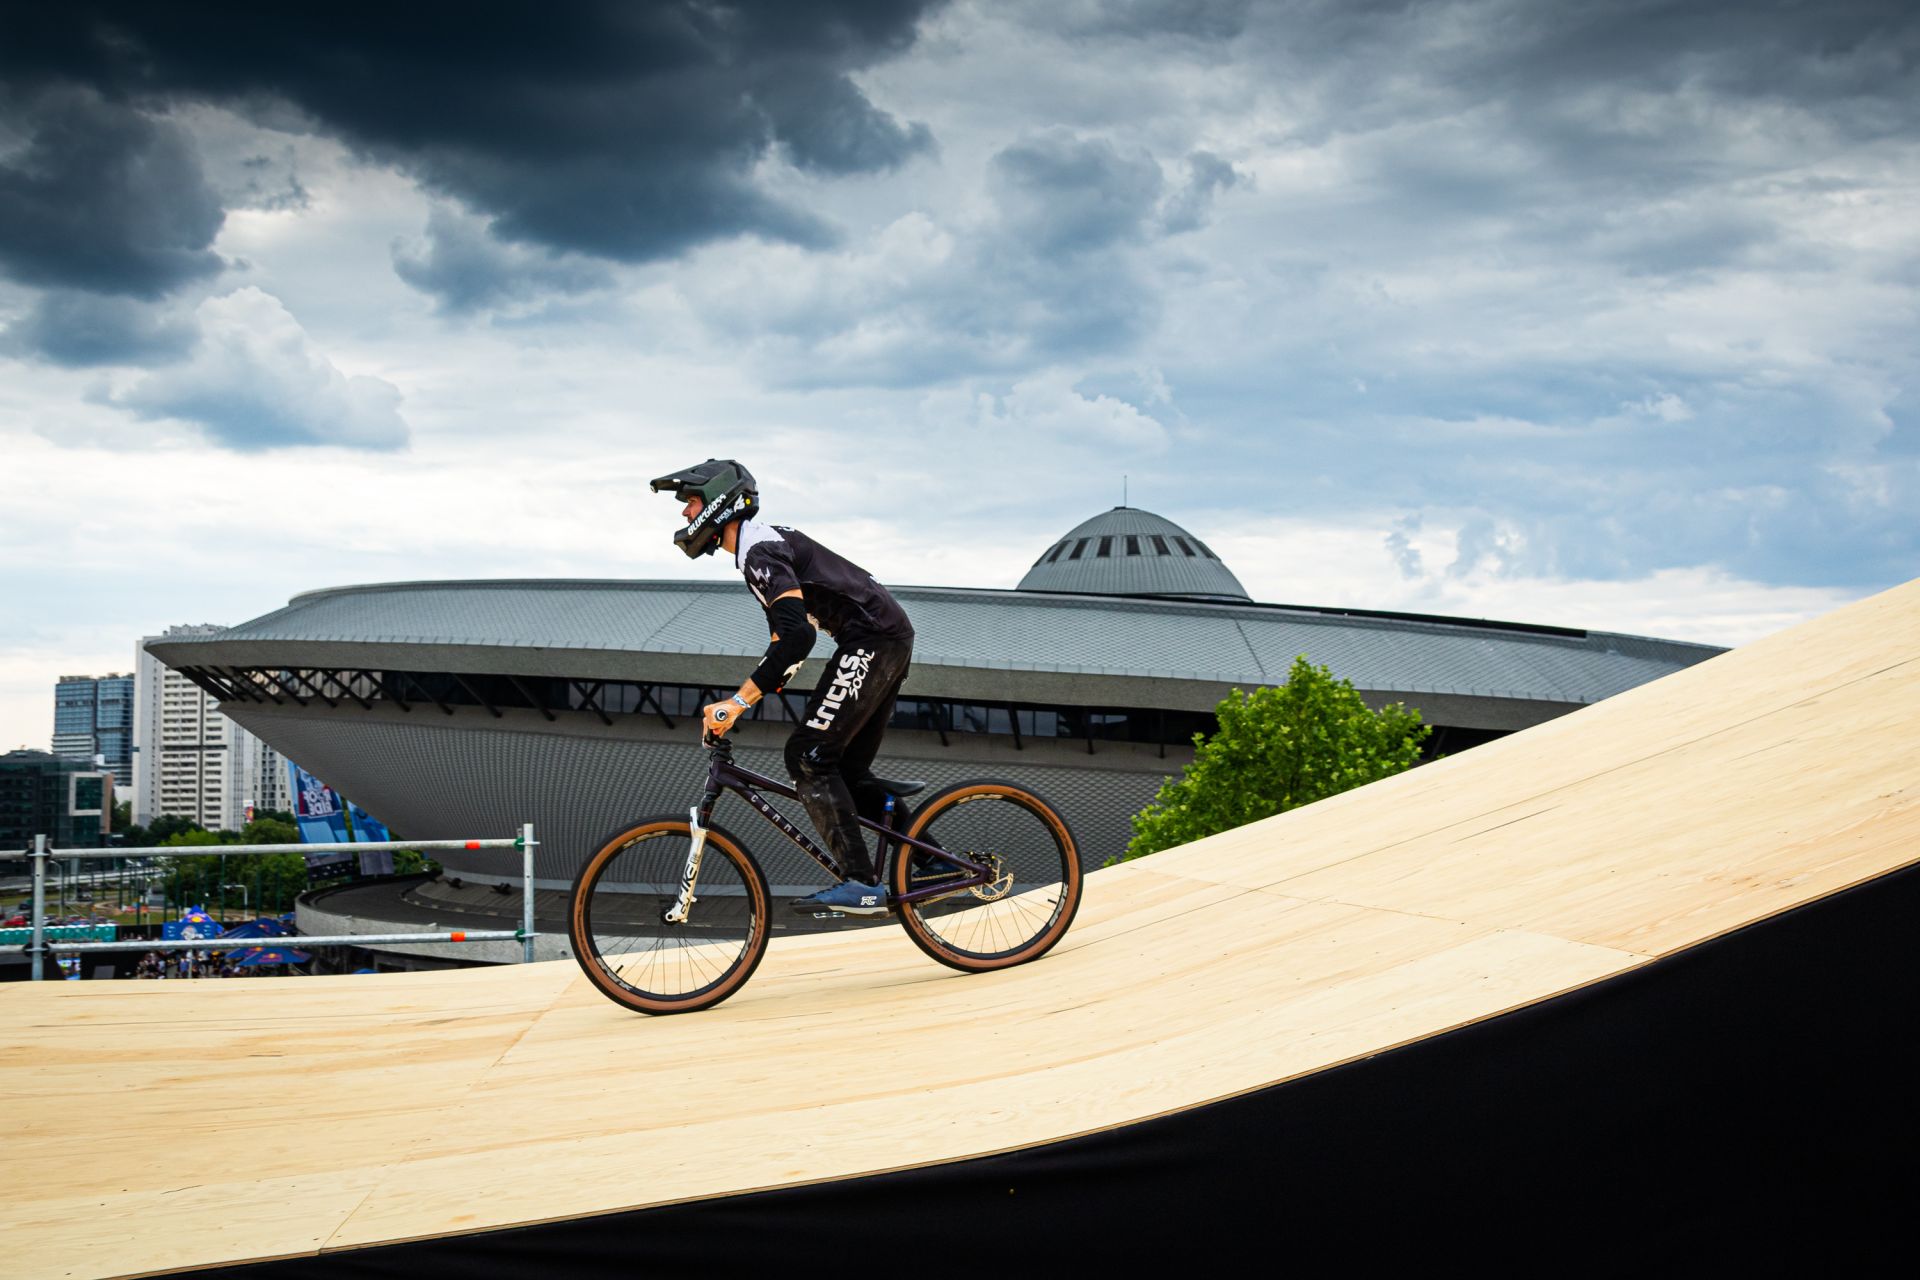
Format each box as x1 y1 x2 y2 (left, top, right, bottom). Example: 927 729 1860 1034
1039 881 1268 950
316 978 577 1254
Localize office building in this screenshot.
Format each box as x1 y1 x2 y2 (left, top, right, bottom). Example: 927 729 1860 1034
1 749 111 852
51 673 134 785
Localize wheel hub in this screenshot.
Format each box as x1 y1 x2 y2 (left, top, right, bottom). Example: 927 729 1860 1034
968 854 1015 902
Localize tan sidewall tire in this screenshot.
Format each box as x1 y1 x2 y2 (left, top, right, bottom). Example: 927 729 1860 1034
893 782 1082 972
569 818 769 1015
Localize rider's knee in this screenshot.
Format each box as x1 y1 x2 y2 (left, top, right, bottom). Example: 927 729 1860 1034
848 775 889 822
787 738 840 781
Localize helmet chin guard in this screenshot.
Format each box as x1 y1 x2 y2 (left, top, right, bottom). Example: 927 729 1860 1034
650 458 760 558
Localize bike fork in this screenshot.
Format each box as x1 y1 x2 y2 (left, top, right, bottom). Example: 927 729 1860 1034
665 803 712 924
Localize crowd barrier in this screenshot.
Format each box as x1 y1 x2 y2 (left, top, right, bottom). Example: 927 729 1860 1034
4 825 539 978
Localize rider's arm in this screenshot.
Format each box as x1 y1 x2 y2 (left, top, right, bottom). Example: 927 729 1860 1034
706 591 814 734
746 591 814 700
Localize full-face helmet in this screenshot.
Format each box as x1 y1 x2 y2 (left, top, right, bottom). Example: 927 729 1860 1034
650 458 759 558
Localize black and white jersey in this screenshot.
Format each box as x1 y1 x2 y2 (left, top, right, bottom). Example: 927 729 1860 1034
735 519 914 643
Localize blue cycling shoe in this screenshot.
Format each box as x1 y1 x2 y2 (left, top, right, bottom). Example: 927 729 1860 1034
790 880 891 917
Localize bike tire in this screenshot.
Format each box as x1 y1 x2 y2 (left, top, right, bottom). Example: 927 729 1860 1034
890 780 1082 972
569 816 770 1015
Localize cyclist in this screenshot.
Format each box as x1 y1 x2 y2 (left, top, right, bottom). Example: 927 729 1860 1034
650 458 916 916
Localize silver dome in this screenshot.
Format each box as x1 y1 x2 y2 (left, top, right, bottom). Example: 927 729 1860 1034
1016 507 1250 601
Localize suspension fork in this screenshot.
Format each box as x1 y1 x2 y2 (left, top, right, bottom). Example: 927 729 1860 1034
665 785 722 925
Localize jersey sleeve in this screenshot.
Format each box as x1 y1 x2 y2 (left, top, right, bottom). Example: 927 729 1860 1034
741 539 803 608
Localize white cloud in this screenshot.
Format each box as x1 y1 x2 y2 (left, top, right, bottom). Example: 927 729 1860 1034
923 371 1171 450
1207 511 1859 646
112 287 409 450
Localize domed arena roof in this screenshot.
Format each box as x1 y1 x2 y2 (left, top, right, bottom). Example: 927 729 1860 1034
1016 507 1250 602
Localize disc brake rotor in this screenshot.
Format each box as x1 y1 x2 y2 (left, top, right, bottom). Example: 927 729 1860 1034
968 854 1015 902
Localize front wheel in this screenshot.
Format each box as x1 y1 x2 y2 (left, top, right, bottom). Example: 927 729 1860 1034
569 817 770 1014
891 780 1082 972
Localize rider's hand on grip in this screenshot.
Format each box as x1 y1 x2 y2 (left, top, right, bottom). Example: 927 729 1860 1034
702 698 738 740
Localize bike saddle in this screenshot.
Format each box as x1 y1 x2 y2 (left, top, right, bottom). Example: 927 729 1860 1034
870 775 926 797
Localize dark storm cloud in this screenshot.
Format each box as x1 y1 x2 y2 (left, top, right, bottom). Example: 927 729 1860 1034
1036 0 1252 40
392 206 613 315
0 87 225 297
1246 0 1920 150
0 1 942 271
749 65 936 173
701 128 1199 388
1 290 197 366
990 131 1164 253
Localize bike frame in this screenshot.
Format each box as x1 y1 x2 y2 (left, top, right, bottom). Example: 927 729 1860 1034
696 737 992 906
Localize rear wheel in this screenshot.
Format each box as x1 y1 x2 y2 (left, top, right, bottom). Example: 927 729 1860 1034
890 781 1082 972
569 817 769 1014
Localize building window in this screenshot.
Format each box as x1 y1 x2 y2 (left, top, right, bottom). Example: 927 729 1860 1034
1173 536 1196 556
1096 536 1113 558
1068 538 1089 560
1151 535 1170 555
1125 535 1140 556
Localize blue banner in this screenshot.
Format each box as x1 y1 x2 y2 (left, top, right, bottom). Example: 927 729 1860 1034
289 761 355 882
349 804 390 843
348 803 395 876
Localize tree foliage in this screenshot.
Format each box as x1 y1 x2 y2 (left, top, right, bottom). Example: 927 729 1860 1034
1124 655 1431 860
145 813 199 846
160 817 306 915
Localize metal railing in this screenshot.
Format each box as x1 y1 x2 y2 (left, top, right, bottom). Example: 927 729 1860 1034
5 825 539 980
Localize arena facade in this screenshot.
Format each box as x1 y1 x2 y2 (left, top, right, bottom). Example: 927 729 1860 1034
148 507 1722 960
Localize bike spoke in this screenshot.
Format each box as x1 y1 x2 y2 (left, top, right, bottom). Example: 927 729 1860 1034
573 822 767 1011
902 787 1078 966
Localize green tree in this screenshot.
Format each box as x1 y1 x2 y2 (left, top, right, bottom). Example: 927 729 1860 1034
145 814 201 846
240 816 298 846
111 799 137 845
392 849 441 876
1124 655 1431 860
157 828 296 917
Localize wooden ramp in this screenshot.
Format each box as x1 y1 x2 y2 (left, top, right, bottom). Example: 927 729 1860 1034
6 579 1919 1277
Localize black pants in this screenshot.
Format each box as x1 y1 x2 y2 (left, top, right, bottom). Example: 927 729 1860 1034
783 635 912 884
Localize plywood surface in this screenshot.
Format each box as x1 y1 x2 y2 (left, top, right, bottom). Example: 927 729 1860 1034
5 579 1917 1278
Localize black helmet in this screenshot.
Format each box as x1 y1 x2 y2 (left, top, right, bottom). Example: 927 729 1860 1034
650 458 759 558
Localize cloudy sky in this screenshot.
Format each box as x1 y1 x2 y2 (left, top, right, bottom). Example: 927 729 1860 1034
2 0 1915 749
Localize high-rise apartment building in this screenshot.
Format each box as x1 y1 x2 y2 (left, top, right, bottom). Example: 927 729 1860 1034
51 673 135 785
132 626 290 830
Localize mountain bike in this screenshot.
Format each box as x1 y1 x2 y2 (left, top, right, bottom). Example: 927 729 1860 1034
568 732 1082 1014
